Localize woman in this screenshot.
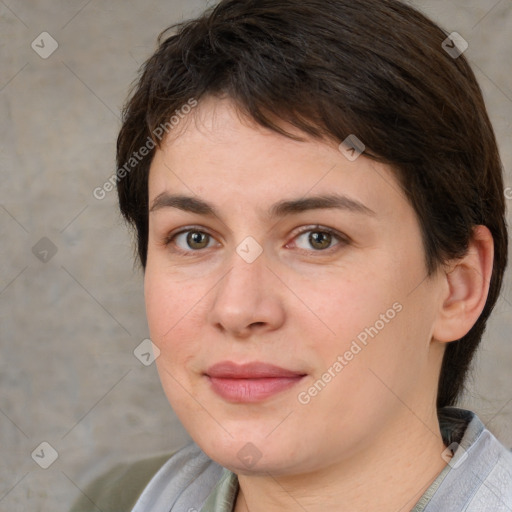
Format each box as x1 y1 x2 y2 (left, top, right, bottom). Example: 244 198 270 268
72 0 512 510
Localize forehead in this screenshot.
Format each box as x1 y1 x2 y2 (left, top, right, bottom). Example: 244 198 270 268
148 97 408 220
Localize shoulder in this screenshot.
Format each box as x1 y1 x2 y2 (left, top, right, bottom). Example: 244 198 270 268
69 451 174 512
69 443 227 512
130 442 228 511
470 428 512 508
428 408 512 511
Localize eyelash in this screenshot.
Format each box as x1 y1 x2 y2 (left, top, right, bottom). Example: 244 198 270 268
163 225 349 256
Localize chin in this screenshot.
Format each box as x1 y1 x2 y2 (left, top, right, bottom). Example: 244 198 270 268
191 427 314 477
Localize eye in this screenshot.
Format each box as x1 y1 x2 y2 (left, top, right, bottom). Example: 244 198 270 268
291 227 346 252
164 226 347 255
169 229 217 252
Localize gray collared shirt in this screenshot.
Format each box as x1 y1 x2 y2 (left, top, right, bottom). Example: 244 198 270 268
131 408 512 511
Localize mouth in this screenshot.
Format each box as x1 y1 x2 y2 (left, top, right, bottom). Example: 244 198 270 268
204 361 307 403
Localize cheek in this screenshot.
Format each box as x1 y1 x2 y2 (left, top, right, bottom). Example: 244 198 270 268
296 262 424 389
145 268 206 408
144 265 203 353
144 269 171 340
298 268 396 345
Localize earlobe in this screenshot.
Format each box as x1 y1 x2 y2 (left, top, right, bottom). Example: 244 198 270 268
433 225 494 343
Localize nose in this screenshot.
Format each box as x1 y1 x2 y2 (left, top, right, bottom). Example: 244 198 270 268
207 248 286 338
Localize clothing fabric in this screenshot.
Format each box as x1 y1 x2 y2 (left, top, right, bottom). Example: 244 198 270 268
70 407 512 512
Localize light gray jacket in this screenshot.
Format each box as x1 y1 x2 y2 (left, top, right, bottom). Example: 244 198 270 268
70 408 512 511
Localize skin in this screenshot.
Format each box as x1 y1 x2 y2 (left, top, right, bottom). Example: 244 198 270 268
144 96 494 511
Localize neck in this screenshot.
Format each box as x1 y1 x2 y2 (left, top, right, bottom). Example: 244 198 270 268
234 408 448 512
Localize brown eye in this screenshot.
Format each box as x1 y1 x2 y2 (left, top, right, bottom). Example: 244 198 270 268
169 230 215 252
309 231 332 250
186 231 210 249
294 228 341 251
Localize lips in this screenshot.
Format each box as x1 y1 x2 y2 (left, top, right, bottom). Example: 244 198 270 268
205 361 306 402
206 361 305 379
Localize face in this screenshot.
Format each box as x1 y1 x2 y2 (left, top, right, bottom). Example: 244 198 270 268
144 96 446 476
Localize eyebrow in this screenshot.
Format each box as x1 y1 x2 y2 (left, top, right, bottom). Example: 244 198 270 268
149 192 376 218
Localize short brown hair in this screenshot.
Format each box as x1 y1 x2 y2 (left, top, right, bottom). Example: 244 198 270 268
116 0 508 409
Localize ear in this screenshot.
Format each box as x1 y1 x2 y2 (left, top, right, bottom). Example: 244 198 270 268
432 225 494 343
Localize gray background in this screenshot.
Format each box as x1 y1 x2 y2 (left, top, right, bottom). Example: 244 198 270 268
0 0 511 510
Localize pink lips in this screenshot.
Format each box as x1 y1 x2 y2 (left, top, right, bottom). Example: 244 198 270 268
205 361 306 403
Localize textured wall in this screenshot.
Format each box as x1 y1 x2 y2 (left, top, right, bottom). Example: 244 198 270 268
0 1 510 510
